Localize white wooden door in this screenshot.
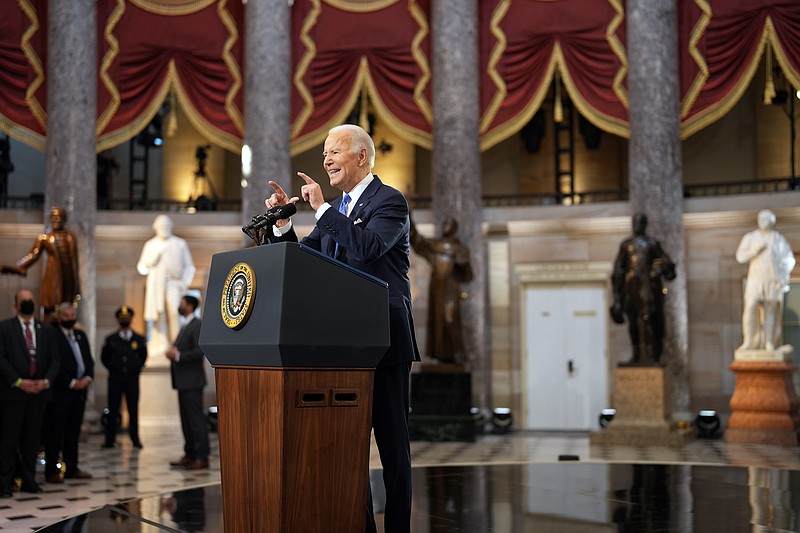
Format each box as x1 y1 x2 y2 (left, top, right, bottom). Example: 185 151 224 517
524 285 608 430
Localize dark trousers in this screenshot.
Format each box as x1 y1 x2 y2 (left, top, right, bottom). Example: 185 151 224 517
366 363 412 533
106 376 140 444
178 387 209 461
44 389 87 476
0 395 48 491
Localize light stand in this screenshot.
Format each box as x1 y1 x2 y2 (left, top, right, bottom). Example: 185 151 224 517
187 144 218 212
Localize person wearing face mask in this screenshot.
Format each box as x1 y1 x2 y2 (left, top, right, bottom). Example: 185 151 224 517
0 289 60 498
166 295 209 470
44 302 94 483
101 306 147 449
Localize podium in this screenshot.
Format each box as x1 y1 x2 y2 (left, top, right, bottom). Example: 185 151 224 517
200 243 390 532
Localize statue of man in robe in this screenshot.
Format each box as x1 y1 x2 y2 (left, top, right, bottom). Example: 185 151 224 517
735 209 795 353
410 216 474 364
1 206 80 320
137 215 195 356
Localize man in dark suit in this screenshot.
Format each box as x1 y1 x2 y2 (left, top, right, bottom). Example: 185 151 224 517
166 295 209 470
101 306 147 448
44 302 94 483
0 289 61 497
266 124 420 533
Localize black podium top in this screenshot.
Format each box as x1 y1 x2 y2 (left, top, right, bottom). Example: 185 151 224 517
200 242 390 368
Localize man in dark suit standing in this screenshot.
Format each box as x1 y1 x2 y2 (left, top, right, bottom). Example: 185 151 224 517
101 306 147 449
44 302 94 483
166 295 209 470
266 124 420 533
0 289 61 497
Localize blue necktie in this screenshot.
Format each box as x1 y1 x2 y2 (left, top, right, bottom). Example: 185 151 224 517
334 193 351 259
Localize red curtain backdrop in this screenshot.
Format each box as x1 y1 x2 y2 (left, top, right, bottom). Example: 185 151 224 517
1 0 799 154
290 0 432 154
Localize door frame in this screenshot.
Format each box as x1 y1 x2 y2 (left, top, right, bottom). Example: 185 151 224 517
516 261 613 431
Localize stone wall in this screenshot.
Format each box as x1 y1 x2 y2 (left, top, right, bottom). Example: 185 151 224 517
1 191 798 427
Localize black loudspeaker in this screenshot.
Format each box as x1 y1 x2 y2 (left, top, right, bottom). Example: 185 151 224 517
579 115 602 149
519 110 546 153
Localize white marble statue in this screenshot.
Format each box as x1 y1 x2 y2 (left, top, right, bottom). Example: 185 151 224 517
735 209 795 353
137 215 196 356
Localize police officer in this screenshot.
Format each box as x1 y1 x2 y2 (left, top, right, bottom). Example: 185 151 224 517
101 306 147 448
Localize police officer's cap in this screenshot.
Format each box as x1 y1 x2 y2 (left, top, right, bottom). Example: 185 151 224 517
115 306 134 318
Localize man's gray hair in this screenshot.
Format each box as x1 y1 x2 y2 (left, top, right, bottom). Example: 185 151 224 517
329 124 375 169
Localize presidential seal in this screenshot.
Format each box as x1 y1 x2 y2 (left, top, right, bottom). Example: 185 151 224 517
221 262 256 330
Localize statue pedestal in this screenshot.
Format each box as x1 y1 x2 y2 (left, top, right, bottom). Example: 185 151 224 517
409 365 474 442
590 367 693 447
726 352 800 446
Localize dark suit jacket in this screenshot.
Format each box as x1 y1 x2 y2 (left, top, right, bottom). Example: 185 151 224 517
0 316 60 401
276 176 420 367
52 327 94 393
171 317 206 390
101 330 147 378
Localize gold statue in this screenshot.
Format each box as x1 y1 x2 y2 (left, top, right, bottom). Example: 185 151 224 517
1 206 80 319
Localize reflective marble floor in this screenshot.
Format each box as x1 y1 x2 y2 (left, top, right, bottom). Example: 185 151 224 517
3 418 800 532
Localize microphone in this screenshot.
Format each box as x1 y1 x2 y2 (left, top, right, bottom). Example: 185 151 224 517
242 203 297 233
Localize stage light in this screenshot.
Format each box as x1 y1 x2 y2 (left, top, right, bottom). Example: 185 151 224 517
598 408 616 429
491 407 513 434
207 406 219 433
100 407 121 433
694 409 721 439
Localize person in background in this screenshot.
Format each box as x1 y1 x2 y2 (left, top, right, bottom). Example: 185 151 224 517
166 295 209 470
101 306 147 449
44 302 93 483
0 289 60 497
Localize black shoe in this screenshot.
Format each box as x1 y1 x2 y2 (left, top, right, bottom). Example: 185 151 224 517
20 483 43 493
132 440 143 449
101 441 115 448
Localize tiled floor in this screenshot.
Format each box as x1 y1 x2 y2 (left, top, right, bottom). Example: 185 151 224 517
2 418 800 532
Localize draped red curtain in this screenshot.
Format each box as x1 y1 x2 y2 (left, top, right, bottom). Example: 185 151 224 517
96 0 244 153
290 0 432 154
478 0 628 150
1 0 799 154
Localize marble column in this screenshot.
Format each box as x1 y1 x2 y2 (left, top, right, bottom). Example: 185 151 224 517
242 0 291 231
626 0 690 418
431 1 488 409
45 0 97 345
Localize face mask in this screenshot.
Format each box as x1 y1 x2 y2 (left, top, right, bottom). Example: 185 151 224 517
118 319 131 328
19 300 35 315
60 319 76 329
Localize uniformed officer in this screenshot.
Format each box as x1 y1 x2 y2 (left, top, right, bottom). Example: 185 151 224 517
101 306 147 448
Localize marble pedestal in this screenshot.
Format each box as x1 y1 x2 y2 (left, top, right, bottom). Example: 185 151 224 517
590 367 693 447
726 351 800 446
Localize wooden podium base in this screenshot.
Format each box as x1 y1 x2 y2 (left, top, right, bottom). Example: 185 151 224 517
726 359 800 446
214 366 374 532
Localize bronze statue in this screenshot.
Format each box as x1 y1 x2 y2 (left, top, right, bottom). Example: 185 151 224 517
610 213 676 366
1 206 80 319
410 216 473 364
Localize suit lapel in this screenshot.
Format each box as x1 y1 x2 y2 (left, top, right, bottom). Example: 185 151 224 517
349 176 381 222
